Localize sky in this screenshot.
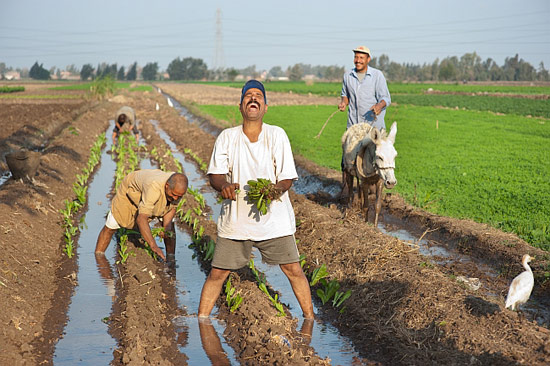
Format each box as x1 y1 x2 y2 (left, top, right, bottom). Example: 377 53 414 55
1 0 549 72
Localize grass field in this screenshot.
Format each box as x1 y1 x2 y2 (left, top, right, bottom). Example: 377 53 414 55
0 86 25 93
197 103 550 249
199 81 550 118
200 80 550 96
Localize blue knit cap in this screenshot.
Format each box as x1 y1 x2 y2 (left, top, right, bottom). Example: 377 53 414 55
240 79 267 104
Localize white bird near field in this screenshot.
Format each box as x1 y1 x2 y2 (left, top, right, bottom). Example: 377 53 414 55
155 102 159 111
505 254 534 311
167 97 173 107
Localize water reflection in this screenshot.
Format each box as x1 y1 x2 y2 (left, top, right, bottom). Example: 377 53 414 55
299 318 314 345
198 317 231 366
94 253 116 299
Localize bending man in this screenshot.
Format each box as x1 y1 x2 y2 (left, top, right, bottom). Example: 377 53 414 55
113 106 139 144
95 169 188 261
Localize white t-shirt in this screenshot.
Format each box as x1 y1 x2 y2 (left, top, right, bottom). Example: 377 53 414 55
207 123 298 240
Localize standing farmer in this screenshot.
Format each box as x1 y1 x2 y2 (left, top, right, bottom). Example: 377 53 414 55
338 46 391 198
198 80 314 319
95 169 188 261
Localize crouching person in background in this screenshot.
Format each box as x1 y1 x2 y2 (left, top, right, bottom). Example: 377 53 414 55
113 106 139 144
95 169 188 261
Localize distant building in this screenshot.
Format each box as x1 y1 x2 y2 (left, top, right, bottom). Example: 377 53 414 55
3 71 21 80
60 71 80 80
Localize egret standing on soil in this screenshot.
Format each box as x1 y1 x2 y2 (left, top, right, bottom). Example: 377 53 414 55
198 80 315 319
337 46 391 198
112 106 139 144
95 169 188 261
505 254 534 311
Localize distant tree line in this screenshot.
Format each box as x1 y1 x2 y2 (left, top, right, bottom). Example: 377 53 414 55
4 52 548 82
370 52 550 82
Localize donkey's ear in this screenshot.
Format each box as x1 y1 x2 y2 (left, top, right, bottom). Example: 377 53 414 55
370 126 380 143
387 122 397 144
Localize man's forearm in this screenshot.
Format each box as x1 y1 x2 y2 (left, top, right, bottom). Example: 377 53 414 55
275 179 293 193
209 174 228 192
136 214 162 254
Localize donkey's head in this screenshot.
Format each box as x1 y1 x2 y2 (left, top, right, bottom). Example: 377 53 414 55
358 122 398 189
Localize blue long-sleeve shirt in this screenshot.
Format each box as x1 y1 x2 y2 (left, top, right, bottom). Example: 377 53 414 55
341 66 391 130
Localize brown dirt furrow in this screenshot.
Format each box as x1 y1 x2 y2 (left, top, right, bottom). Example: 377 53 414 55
110 244 188 366
0 99 112 365
155 82 339 106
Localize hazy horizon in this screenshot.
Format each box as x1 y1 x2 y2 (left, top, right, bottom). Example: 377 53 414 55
1 0 549 72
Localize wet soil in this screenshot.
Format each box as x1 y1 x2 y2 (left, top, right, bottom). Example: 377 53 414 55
1 83 549 365
0 91 111 365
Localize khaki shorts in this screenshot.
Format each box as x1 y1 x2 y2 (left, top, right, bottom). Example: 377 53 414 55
211 235 299 270
105 210 121 230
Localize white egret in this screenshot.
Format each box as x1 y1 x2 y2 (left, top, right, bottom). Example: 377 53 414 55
505 254 534 311
155 102 159 111
167 97 173 107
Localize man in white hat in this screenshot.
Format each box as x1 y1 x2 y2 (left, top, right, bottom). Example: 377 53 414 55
338 46 391 198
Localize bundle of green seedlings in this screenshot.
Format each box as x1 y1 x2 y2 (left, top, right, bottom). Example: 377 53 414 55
249 259 286 317
246 178 282 215
60 133 106 258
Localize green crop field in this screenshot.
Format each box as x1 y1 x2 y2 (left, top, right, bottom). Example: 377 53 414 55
0 86 25 93
198 103 550 249
200 80 550 96
392 94 550 118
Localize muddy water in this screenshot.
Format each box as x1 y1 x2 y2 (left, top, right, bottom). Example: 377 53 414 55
53 139 118 365
150 119 367 364
139 158 239 364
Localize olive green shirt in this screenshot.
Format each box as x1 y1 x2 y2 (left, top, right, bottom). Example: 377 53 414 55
111 169 176 229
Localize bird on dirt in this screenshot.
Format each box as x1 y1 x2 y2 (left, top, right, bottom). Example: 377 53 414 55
505 254 534 311
167 97 173 107
155 102 160 111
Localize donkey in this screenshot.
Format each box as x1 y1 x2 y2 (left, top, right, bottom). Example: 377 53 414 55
341 122 397 226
